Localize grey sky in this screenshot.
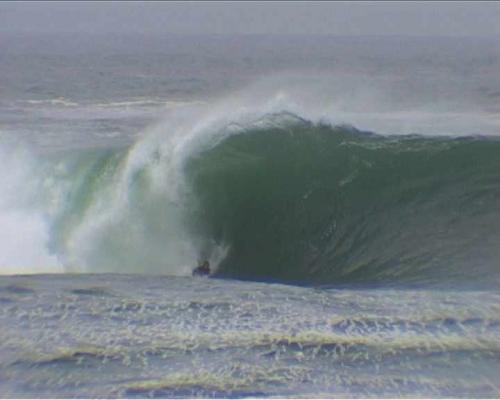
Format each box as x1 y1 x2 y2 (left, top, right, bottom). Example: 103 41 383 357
1 1 500 37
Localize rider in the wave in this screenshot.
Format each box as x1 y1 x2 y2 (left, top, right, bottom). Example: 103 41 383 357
193 260 210 276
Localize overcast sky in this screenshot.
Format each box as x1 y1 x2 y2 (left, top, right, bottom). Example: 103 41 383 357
1 1 500 37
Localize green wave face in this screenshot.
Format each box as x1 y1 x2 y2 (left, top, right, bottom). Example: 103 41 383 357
39 112 500 286
185 118 500 286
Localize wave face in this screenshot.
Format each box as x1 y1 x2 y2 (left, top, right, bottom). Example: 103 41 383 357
3 111 500 287
185 114 500 286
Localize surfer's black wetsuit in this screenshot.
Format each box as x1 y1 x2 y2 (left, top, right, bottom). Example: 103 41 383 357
193 262 210 276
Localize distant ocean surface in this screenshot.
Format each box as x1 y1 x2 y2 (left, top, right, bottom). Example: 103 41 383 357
1 34 500 397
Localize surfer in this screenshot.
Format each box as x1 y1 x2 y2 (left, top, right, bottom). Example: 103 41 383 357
192 260 210 277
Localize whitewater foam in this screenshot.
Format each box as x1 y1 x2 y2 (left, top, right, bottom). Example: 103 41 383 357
0 146 62 273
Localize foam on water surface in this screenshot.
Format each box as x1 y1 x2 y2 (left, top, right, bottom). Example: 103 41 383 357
0 274 499 397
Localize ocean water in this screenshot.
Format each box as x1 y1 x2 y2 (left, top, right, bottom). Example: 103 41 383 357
1 34 500 397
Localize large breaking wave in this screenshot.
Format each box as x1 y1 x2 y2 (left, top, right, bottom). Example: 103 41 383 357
2 104 500 287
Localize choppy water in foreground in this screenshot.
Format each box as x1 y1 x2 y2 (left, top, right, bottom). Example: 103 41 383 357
1 274 499 398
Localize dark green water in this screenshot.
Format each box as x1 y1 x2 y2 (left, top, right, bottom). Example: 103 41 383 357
186 116 500 286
